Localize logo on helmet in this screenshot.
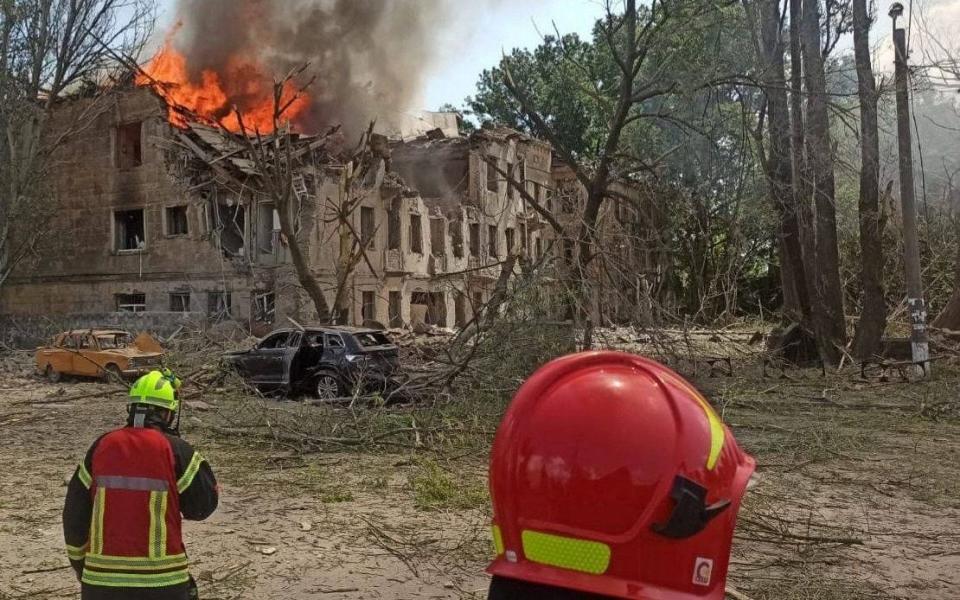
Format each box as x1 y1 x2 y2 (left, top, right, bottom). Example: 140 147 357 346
693 557 713 586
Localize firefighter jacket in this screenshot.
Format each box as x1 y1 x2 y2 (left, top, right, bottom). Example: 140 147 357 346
62 424 218 589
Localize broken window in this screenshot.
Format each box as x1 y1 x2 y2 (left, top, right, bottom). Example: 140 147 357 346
388 291 402 327
215 203 245 256
520 222 529 253
362 291 376 323
545 188 554 213
360 206 376 249
469 223 480 257
454 292 467 327
258 331 289 349
116 293 146 313
488 225 498 257
116 121 142 169
114 209 145 252
169 292 190 312
208 291 232 320
505 227 515 254
409 213 423 254
165 206 189 236
449 220 464 258
257 203 280 254
388 198 401 250
486 156 498 192
253 292 275 323
472 291 483 315
430 218 444 258
535 236 543 260
533 182 542 204
513 160 525 200
411 291 446 326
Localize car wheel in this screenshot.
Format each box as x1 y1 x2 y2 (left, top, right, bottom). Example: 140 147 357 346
45 365 62 383
314 373 342 401
102 364 123 383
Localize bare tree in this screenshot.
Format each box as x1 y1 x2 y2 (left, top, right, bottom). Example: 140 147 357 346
850 0 887 358
228 74 382 325
499 0 715 343
0 0 154 288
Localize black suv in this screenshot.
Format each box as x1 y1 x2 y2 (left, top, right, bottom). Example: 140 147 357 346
222 326 401 400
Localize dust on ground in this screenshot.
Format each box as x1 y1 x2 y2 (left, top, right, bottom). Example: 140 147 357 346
1 339 959 600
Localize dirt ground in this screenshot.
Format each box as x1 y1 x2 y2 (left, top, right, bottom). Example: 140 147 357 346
2 346 959 600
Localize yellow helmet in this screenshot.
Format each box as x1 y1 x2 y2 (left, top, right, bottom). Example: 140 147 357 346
128 370 181 411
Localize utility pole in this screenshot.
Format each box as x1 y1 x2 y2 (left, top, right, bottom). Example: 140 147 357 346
890 2 930 375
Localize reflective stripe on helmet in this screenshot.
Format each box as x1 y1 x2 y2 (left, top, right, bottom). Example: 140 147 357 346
176 452 204 493
81 568 190 588
89 487 106 555
84 553 187 571
521 530 611 575
664 373 726 470
77 463 92 489
491 524 505 556
147 491 168 559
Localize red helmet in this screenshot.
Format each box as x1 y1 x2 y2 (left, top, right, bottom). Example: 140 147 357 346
487 351 755 599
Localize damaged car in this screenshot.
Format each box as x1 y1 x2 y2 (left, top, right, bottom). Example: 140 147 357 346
36 330 165 382
222 326 402 400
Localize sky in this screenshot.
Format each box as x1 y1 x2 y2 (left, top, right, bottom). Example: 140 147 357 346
418 0 606 109
153 0 607 111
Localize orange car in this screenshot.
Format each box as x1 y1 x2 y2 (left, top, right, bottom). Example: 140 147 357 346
36 330 164 382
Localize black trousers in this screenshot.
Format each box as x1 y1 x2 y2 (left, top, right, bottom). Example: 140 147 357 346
488 576 615 599
81 583 189 600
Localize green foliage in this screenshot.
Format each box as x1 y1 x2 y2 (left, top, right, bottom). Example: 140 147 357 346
410 458 487 512
466 2 782 322
468 33 602 157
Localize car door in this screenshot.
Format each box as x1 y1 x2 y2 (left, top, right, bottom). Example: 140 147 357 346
247 331 289 386
278 332 302 388
323 333 347 374
71 333 99 377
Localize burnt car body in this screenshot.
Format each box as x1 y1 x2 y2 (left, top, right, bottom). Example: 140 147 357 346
222 326 401 399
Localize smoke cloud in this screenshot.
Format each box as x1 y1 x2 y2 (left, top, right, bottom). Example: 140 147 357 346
169 0 455 137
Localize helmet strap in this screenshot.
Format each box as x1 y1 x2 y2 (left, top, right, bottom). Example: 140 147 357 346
132 404 148 428
170 397 183 437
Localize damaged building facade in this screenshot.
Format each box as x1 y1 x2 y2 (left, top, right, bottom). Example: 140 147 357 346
0 87 661 331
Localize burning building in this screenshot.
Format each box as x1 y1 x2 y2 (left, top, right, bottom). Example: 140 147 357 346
0 43 661 333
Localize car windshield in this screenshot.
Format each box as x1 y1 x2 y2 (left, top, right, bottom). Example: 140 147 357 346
353 332 392 348
97 334 131 349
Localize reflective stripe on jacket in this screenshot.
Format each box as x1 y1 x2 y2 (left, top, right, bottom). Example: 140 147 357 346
63 426 218 589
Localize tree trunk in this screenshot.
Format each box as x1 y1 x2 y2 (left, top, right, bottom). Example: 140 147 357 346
789 0 818 313
276 192 332 323
850 0 887 358
801 0 847 364
756 0 810 324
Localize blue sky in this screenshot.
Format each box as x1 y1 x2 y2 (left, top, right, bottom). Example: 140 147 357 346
153 0 606 111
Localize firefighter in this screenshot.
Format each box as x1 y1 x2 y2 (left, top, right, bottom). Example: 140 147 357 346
63 369 218 600
486 351 756 599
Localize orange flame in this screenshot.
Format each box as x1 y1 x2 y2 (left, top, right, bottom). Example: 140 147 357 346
136 41 310 134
